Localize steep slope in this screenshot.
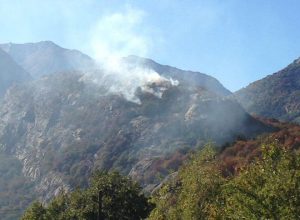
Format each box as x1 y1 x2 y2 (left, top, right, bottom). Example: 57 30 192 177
0 41 95 78
0 48 31 96
0 68 272 219
235 58 300 124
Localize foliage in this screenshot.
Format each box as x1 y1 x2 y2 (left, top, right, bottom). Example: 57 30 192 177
222 142 300 219
22 171 153 220
149 144 225 220
150 142 300 219
21 201 46 220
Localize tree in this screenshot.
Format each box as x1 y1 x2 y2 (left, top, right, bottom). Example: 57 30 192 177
44 192 70 220
149 144 225 220
88 171 154 220
223 142 300 219
21 201 46 220
22 171 153 220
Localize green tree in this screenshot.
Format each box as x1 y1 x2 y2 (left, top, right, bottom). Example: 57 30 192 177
223 142 300 219
149 144 225 220
21 201 46 220
22 171 153 220
44 192 70 220
87 171 153 220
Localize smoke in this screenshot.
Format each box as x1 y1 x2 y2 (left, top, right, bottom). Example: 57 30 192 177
82 6 178 103
90 6 149 63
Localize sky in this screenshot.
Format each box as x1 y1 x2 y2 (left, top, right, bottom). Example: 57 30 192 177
1 0 300 92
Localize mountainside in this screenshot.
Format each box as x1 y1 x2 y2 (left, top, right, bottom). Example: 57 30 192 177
0 48 31 96
0 67 272 219
0 42 281 219
0 41 95 78
235 58 300 124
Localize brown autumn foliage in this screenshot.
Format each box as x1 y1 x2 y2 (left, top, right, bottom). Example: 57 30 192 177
219 117 300 177
144 117 300 181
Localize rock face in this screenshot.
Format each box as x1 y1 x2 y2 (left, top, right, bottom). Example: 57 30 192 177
0 41 95 78
0 48 31 96
235 58 300 124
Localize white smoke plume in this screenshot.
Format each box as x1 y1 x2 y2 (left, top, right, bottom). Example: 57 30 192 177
90 6 149 63
82 6 178 103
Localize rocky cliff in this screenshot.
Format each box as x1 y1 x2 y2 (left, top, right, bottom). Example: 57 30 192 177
0 41 95 78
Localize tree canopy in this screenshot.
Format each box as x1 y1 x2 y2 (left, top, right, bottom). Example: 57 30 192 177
22 171 153 220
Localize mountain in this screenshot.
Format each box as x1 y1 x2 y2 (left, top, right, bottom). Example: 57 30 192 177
0 41 95 78
0 42 274 219
0 48 31 96
235 58 300 124
0 41 231 96
0 70 272 219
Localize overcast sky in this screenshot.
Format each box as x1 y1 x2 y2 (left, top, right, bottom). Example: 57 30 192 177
1 0 300 91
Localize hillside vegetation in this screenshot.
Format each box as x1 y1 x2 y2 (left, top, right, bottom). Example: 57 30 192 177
21 132 300 219
150 140 300 219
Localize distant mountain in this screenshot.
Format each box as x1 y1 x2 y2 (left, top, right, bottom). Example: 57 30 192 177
0 41 95 78
0 48 31 96
235 58 300 124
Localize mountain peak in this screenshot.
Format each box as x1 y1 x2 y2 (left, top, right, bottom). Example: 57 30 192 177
31 40 60 48
0 40 59 51
0 41 95 78
123 55 231 96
